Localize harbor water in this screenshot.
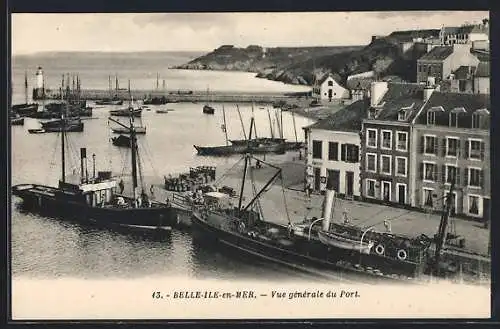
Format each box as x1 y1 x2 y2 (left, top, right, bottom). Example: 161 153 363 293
9 52 339 283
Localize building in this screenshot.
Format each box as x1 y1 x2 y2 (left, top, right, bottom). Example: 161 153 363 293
410 91 490 220
473 61 490 94
449 66 475 93
312 74 349 102
417 43 480 84
359 81 426 206
304 99 369 197
439 23 489 46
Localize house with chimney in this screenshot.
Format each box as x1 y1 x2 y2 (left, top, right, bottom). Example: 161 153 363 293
359 81 427 206
312 73 350 102
439 23 489 46
410 90 490 220
416 43 480 84
449 61 490 95
303 99 369 197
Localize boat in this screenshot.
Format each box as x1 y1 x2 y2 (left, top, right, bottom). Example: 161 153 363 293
111 134 131 148
194 144 248 156
95 99 123 106
43 121 84 133
203 87 215 114
112 126 146 134
12 104 175 232
10 117 25 126
11 71 39 117
229 137 286 146
156 109 169 114
144 96 168 105
28 128 46 134
110 107 142 117
190 117 465 283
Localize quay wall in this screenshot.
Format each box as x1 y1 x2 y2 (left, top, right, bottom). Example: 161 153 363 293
33 88 311 103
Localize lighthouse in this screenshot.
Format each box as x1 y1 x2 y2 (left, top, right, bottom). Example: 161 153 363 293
33 66 45 100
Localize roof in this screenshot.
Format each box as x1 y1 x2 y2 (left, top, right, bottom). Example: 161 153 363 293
372 83 426 122
414 92 490 126
453 66 475 80
317 73 342 86
204 191 230 199
388 29 440 42
346 77 374 90
305 99 370 133
418 46 453 61
472 49 490 61
475 62 490 77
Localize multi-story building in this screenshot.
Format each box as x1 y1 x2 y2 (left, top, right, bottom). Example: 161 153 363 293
359 81 426 205
439 23 489 46
449 62 490 95
304 99 369 197
410 91 490 220
417 43 480 84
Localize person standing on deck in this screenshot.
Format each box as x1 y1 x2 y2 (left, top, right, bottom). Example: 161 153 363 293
119 179 124 194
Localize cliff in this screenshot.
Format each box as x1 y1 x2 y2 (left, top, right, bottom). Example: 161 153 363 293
175 29 440 87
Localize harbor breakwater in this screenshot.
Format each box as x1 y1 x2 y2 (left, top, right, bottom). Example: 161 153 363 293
33 88 311 103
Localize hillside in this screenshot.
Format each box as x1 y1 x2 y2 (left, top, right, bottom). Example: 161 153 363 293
175 29 440 87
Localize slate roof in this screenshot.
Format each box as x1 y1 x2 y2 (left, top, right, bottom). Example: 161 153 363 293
418 46 453 61
414 92 490 126
305 99 370 133
475 61 490 77
346 78 374 90
317 73 342 86
472 49 490 61
371 83 426 122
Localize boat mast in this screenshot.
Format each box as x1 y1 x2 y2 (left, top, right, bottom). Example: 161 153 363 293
24 70 28 104
60 75 66 184
236 105 247 140
266 108 274 138
251 101 258 139
238 117 254 213
222 104 229 146
128 80 138 198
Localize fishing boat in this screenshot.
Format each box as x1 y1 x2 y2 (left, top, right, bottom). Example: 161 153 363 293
111 134 131 148
96 99 123 106
203 87 215 114
10 116 24 126
194 144 248 156
28 128 46 134
12 107 174 233
110 107 142 117
144 96 168 105
11 71 39 117
112 126 146 134
156 109 169 114
190 118 470 283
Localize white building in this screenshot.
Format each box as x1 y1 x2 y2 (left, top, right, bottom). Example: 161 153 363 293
473 61 490 94
303 99 369 197
312 74 349 102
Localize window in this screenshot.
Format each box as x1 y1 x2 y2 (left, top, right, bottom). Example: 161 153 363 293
396 132 408 151
341 144 359 163
328 142 338 161
459 80 467 92
445 165 458 184
468 168 482 187
424 135 436 155
366 153 377 172
396 157 407 177
423 162 436 181
469 139 482 160
381 130 392 149
427 111 436 125
380 155 391 175
468 195 481 216
446 137 459 157
366 129 377 148
449 112 458 127
328 80 333 86
472 113 480 128
366 179 376 198
312 140 322 159
423 188 434 208
398 110 406 121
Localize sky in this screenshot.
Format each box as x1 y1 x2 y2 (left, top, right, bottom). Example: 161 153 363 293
11 11 489 55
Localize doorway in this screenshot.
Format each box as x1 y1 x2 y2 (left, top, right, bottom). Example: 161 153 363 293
381 181 391 202
397 183 406 204
327 169 340 192
328 89 333 102
346 171 354 197
314 167 321 191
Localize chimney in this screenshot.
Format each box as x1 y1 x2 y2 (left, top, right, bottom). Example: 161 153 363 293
423 77 436 102
321 189 336 231
370 81 388 107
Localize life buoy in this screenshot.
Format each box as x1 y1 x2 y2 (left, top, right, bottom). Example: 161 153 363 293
238 222 246 233
397 249 408 261
375 244 385 255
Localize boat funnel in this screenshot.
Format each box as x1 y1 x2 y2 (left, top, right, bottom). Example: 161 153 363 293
322 189 336 231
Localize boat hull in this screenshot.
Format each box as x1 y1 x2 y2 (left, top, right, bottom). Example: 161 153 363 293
44 123 84 132
12 184 178 229
11 103 39 116
203 105 215 114
112 127 146 134
10 118 25 126
109 109 142 117
191 210 426 281
194 144 247 156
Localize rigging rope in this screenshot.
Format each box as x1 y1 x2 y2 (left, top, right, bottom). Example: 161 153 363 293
248 161 264 220
280 171 291 225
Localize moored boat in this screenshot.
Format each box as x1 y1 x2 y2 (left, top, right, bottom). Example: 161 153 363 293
194 144 247 156
111 134 131 147
110 107 142 117
11 117 25 126
156 109 169 114
28 128 46 134
112 126 146 134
